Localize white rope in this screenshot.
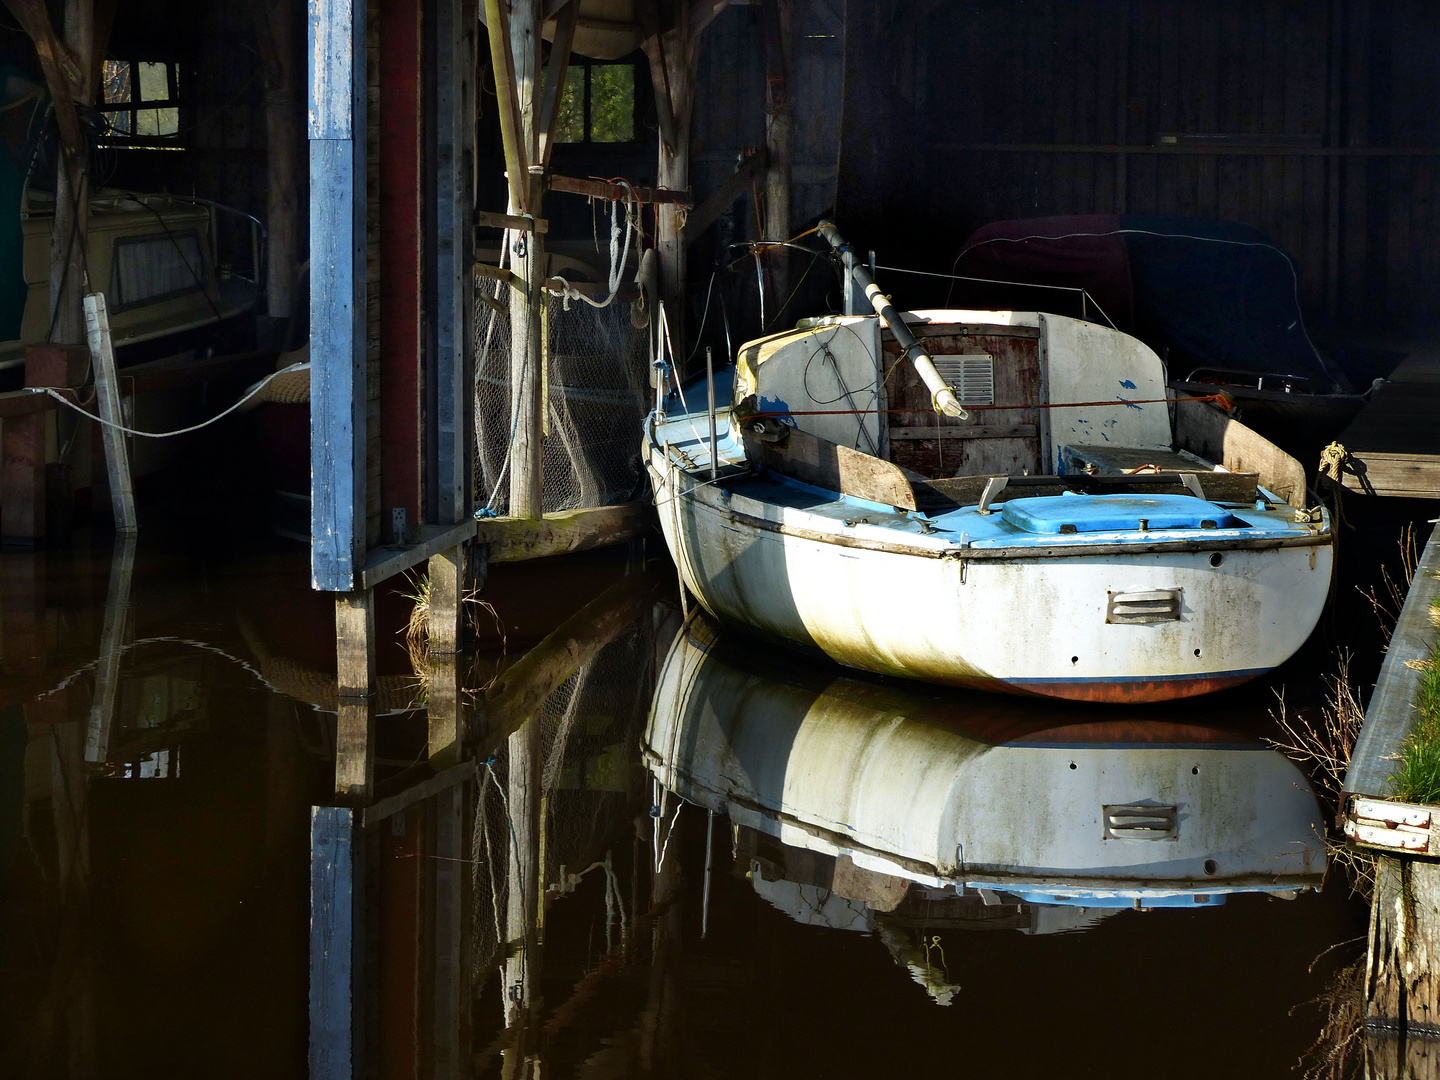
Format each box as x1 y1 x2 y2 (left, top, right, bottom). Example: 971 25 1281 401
548 193 635 310
32 362 309 439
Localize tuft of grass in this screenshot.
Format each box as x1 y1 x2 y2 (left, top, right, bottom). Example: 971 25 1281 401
1391 645 1440 804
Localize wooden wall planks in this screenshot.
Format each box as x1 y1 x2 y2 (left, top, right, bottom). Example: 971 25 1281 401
831 0 1440 334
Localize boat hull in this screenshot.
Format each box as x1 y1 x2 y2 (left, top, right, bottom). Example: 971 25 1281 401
649 449 1331 704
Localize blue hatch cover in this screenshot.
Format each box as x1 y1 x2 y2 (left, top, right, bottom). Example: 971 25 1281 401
1001 494 1237 534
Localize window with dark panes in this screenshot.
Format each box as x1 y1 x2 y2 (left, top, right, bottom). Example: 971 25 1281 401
553 61 637 145
101 59 182 148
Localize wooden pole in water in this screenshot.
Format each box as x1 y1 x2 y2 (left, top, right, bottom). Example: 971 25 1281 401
83 294 136 536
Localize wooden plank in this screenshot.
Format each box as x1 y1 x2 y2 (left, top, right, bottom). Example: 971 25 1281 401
1344 526 1440 797
476 501 654 563
475 209 548 233
548 173 693 206
310 806 360 1080
358 518 476 590
741 418 917 511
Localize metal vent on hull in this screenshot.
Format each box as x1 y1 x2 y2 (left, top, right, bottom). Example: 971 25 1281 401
1106 588 1182 624
1103 804 1179 841
932 353 994 405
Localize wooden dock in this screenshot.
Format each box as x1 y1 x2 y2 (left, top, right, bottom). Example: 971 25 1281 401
1339 349 1440 499
1342 524 1440 1060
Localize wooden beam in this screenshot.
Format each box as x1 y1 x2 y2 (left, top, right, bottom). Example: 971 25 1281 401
482 0 529 212
475 210 548 232
536 0 580 168
680 148 766 244
475 501 655 562
310 0 368 591
358 518 476 591
548 173 693 206
636 0 676 153
741 418 917 510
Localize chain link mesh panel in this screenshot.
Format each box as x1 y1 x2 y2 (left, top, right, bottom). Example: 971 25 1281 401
473 274 651 516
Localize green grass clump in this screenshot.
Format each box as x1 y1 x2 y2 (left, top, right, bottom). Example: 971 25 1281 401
1390 604 1440 803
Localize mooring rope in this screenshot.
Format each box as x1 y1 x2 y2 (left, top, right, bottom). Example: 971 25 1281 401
29 362 308 439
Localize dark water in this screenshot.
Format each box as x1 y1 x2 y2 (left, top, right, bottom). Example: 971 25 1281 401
0 530 1376 1078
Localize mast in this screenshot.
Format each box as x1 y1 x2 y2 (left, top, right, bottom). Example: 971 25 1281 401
816 221 969 420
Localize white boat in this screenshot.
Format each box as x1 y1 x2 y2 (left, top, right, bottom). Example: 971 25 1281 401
644 224 1333 703
644 615 1326 926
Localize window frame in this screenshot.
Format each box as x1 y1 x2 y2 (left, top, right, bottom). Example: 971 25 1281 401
100 59 185 150
552 58 641 147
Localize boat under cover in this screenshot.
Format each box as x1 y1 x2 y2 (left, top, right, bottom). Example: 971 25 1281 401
645 308 1333 703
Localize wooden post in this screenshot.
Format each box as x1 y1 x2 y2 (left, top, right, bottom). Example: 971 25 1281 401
431 783 464 1077
505 0 545 518
1368 857 1440 1044
0 346 73 547
310 0 369 591
310 806 364 1080
335 698 376 804
761 0 794 325
336 589 377 697
649 8 696 353
83 293 136 536
252 0 302 326
427 545 464 654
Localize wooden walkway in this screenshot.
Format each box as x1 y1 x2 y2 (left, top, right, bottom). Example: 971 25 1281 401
1340 349 1440 499
1344 523 1440 804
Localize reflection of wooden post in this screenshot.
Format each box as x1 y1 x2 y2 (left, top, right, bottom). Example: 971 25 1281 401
432 784 465 1078
84 536 135 764
503 718 541 1025
311 806 363 1080
335 589 376 802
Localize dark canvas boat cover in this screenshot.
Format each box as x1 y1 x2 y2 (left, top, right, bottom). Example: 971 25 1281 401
952 214 1340 393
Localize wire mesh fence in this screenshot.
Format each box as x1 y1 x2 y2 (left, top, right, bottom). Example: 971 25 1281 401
472 274 652 516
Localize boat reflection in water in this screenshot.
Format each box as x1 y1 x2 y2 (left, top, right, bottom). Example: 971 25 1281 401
645 616 1326 1003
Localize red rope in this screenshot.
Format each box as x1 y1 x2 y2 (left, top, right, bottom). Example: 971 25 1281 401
749 393 1232 419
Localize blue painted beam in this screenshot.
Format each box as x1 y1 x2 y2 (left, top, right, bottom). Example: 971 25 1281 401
309 0 367 591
